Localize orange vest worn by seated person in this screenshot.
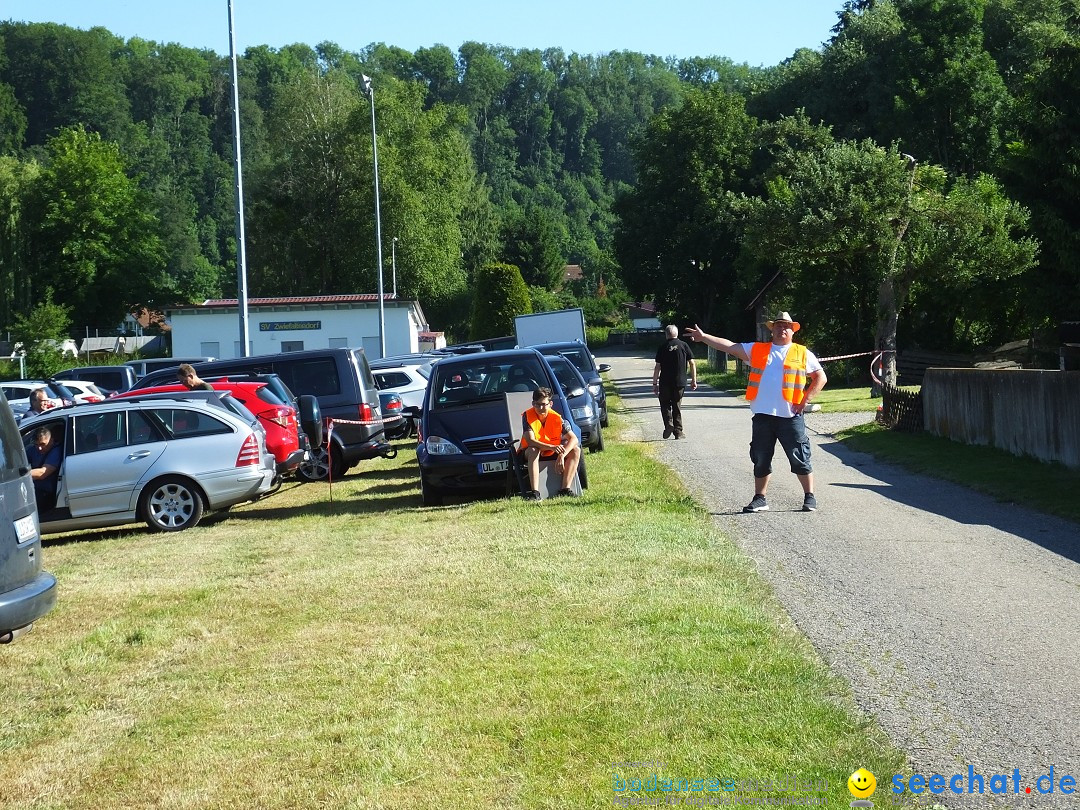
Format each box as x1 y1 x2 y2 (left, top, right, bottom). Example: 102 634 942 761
520 406 565 456
746 342 808 405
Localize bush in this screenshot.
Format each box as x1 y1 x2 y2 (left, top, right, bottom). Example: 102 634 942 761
470 262 532 340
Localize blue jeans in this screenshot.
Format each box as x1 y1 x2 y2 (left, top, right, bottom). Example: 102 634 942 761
749 413 812 478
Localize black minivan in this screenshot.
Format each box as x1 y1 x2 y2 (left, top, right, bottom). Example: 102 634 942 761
128 347 390 481
1 392 57 643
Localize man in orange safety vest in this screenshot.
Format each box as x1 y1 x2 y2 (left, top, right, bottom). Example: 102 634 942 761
685 312 827 513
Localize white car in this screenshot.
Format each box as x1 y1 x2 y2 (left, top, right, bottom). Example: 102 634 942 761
55 379 108 403
372 363 432 413
20 393 278 534
2 379 78 422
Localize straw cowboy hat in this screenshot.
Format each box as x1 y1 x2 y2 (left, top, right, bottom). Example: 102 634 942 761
765 311 801 332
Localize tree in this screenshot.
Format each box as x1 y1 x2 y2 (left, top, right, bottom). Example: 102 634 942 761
739 140 1037 381
12 291 72 378
470 262 531 340
614 86 758 327
24 125 167 328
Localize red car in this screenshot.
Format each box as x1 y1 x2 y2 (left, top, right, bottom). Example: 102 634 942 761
114 381 306 474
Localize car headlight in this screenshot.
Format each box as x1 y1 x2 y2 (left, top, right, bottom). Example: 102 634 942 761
425 435 461 455
572 403 595 421
588 383 603 399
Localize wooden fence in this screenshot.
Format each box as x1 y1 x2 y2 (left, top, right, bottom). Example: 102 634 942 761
923 368 1080 469
879 382 923 431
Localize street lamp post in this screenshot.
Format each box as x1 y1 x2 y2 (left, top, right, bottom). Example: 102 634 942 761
361 74 386 359
227 0 250 356
391 237 398 298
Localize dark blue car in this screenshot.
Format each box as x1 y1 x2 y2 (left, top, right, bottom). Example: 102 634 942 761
412 349 586 505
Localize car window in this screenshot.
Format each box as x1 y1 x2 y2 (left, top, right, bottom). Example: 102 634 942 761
555 348 591 374
549 359 583 394
432 357 547 408
2 385 33 400
128 409 163 445
275 358 341 398
375 372 411 389
0 397 27 483
350 349 378 390
73 411 127 454
253 385 287 406
145 408 233 439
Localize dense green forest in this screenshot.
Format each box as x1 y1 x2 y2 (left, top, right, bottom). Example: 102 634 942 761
1 0 1077 361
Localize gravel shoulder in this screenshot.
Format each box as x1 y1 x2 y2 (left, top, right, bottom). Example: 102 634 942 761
598 347 1080 809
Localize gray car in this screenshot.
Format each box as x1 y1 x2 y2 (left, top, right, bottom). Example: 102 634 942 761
19 394 277 535
545 354 604 453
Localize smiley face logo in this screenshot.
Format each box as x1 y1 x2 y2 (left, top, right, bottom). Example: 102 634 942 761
848 768 877 799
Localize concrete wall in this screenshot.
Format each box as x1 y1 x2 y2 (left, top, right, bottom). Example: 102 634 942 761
923 369 1080 469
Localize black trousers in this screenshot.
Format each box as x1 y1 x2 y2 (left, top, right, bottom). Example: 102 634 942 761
657 383 685 433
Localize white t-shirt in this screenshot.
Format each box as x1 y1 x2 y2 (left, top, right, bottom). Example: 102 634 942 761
740 342 822 417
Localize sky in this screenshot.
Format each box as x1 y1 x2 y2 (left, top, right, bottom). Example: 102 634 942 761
2 1 842 67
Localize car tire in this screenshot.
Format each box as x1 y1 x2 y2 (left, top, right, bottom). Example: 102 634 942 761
577 455 588 490
601 409 608 428
140 476 205 532
420 476 443 506
298 442 346 482
589 424 604 454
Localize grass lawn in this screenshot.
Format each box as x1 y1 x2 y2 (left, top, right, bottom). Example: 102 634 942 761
1 397 908 809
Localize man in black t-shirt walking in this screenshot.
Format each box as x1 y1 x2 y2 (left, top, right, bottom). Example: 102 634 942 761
652 324 697 439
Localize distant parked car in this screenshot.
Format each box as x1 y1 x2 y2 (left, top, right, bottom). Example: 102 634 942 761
114 381 309 474
55 365 139 395
20 394 278 534
0 390 56 644
374 363 431 438
411 348 586 506
533 341 610 427
54 379 107 403
545 354 603 453
378 391 409 441
124 356 217 378
2 380 80 422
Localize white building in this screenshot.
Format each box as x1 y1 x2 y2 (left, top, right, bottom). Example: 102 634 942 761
166 295 428 360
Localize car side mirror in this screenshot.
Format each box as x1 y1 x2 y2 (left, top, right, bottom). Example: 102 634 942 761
597 363 611 373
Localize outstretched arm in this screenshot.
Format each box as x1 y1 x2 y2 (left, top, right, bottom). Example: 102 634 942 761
684 324 750 363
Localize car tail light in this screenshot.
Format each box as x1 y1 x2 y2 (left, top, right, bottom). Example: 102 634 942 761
265 407 293 428
359 402 374 422
235 434 261 467
384 398 402 412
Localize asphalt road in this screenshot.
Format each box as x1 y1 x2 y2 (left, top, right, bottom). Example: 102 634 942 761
596 347 1079 809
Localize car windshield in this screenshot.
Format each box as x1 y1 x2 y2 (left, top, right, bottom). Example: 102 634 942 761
548 358 584 395
432 356 548 409
555 348 591 374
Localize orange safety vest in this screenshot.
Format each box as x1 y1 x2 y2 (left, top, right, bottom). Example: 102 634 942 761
746 342 808 405
520 407 564 453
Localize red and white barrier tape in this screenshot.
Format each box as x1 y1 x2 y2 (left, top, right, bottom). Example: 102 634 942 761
324 415 402 427
817 349 895 362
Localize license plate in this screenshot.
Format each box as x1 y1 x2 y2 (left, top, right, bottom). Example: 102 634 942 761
14 514 37 543
479 459 508 474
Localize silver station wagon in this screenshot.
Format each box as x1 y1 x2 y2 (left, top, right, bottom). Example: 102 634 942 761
20 394 277 535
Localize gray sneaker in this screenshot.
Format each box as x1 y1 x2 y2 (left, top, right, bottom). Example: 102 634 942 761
802 493 817 512
743 494 769 513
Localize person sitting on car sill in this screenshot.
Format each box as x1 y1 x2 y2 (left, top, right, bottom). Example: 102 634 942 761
28 426 61 511
519 387 581 500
